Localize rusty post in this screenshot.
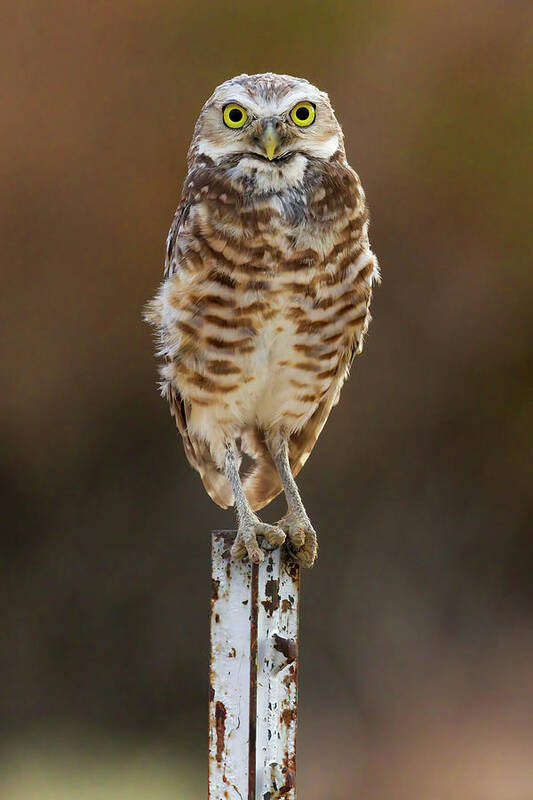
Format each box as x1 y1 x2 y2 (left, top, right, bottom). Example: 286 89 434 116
209 531 299 800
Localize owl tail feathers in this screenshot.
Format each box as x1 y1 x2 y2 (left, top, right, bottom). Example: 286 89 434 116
242 391 338 512
186 437 234 510
198 464 234 509
186 430 234 509
241 429 283 512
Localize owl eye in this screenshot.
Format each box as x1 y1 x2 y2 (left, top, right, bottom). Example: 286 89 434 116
290 101 315 127
223 104 248 129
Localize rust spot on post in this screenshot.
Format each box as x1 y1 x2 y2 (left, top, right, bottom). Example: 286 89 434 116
273 634 297 665
278 767 296 796
262 578 280 616
283 663 298 687
284 556 300 581
280 707 297 725
215 701 227 764
278 742 297 797
218 530 237 551
211 578 220 601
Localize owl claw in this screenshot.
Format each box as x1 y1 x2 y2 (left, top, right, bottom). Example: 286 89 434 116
293 530 318 568
230 537 249 561
278 515 306 549
277 513 318 568
257 522 286 549
231 521 285 563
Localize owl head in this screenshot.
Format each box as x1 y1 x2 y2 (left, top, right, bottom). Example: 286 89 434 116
189 73 344 169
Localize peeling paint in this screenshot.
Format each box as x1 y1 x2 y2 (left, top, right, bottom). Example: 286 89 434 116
209 532 299 800
256 548 299 799
209 531 252 800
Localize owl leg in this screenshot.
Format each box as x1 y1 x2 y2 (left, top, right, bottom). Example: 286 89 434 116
224 442 286 564
267 434 318 568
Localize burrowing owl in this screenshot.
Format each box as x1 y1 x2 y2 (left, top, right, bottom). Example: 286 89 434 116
146 73 379 567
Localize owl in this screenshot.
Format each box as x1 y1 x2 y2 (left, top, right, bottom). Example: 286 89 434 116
146 73 379 568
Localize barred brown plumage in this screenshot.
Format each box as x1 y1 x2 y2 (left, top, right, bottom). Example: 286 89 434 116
146 73 379 567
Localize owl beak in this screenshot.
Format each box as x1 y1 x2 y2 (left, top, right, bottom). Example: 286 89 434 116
259 121 282 161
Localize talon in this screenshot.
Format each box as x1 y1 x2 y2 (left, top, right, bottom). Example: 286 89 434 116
257 522 286 548
278 516 306 548
248 545 265 564
231 538 248 561
294 536 318 568
233 520 284 563
277 513 318 568
290 527 306 549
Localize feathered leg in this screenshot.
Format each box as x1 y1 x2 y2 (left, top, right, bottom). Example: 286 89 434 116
266 433 318 568
225 441 285 563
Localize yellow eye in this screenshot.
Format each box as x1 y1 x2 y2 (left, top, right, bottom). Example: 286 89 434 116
290 101 315 127
223 103 248 129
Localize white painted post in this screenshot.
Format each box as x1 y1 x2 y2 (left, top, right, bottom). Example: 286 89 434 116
209 531 299 800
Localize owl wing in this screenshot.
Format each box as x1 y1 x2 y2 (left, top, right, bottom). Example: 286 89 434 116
164 379 233 509
147 172 235 509
163 198 191 278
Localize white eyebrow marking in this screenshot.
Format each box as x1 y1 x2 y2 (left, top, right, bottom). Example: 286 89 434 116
213 85 324 118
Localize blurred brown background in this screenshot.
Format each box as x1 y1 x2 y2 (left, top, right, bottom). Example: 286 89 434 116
1 0 532 797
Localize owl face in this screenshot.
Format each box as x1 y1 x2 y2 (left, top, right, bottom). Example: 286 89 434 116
191 73 344 169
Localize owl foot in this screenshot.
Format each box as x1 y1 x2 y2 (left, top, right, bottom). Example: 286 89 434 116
278 513 318 568
231 521 286 564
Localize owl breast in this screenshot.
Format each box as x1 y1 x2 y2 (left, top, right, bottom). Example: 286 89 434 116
154 158 377 460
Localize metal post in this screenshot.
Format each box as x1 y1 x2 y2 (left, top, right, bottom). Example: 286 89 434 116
209 531 299 800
